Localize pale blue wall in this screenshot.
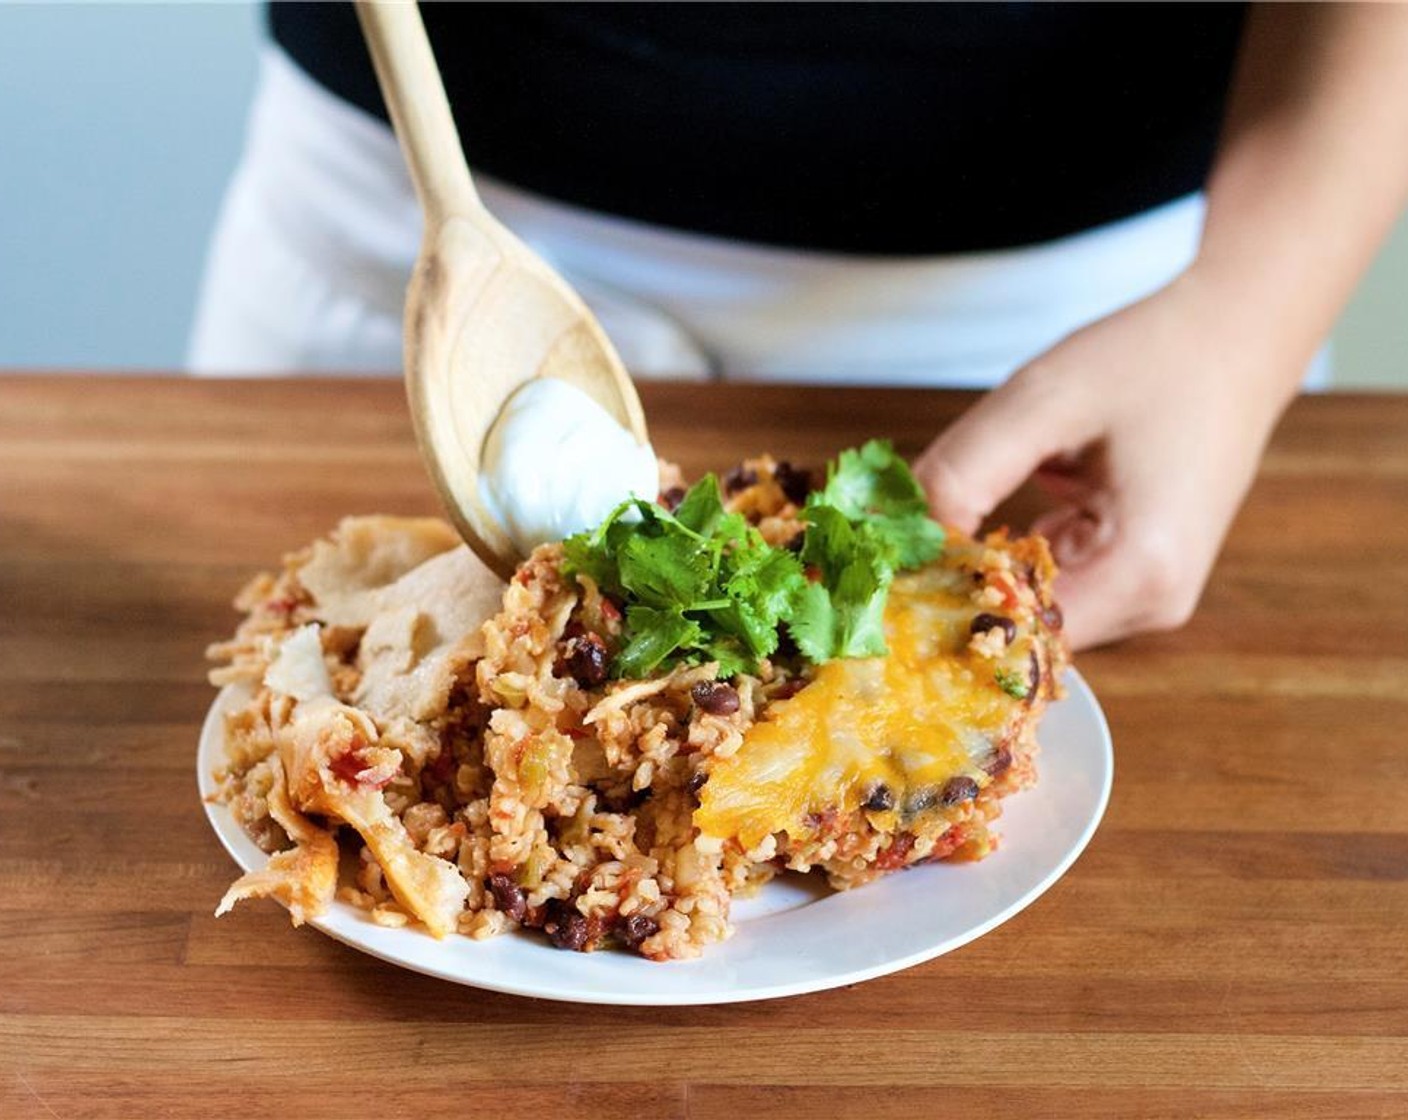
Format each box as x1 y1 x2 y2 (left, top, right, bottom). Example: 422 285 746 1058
0 1 261 369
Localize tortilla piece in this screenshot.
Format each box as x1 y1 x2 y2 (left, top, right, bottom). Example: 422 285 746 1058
353 545 505 726
322 784 470 940
215 755 338 926
296 516 462 628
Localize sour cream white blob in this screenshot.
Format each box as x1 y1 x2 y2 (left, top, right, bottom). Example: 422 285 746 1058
479 378 659 554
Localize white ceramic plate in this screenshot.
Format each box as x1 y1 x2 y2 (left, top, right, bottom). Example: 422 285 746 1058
198 671 1112 1005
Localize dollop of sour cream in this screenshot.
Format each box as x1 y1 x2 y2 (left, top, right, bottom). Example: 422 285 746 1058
479 378 659 554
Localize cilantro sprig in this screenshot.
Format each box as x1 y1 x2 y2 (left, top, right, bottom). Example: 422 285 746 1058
563 474 806 679
561 440 944 679
788 440 945 663
814 440 947 570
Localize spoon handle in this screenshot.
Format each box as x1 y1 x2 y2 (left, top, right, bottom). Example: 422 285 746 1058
355 1 480 222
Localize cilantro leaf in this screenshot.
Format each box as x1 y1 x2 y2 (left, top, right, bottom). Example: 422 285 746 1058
615 606 704 679
820 440 928 518
563 476 806 679
793 505 893 660
695 632 752 681
815 439 944 570
784 581 837 664
720 535 807 653
560 497 641 590
560 519 619 591
560 442 944 678
672 474 728 537
870 513 946 571
616 513 714 608
994 666 1031 700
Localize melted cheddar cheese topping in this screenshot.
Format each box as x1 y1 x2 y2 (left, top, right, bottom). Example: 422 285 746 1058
695 560 1027 850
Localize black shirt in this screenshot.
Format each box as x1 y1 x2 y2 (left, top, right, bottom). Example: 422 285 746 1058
270 2 1246 255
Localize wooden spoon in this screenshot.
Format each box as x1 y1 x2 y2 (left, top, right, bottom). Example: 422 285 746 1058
355 0 650 579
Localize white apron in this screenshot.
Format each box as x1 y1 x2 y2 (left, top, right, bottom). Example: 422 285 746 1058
191 47 1327 387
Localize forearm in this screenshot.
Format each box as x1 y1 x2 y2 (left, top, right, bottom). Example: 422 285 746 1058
1191 2 1408 388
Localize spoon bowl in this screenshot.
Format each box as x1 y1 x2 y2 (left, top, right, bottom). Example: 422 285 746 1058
357 1 649 578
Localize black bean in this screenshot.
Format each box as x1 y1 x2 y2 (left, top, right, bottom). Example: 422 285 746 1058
771 677 808 701
862 782 895 812
486 873 527 923
544 899 591 952
619 913 660 949
985 746 1013 777
659 486 686 511
904 787 938 815
970 613 1018 645
723 465 758 494
564 633 609 687
773 461 813 505
941 776 980 806
1028 648 1042 704
1040 602 1064 632
687 770 708 795
692 681 740 715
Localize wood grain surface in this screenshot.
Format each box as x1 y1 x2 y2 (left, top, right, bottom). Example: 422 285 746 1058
1 375 1406 1119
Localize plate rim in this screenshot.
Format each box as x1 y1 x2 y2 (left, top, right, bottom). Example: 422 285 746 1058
197 669 1113 1005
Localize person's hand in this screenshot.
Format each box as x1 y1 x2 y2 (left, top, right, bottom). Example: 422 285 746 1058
913 272 1300 650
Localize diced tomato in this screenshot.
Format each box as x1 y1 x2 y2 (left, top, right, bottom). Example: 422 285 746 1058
928 826 966 862
874 832 917 871
329 750 367 785
988 574 1022 610
330 743 397 790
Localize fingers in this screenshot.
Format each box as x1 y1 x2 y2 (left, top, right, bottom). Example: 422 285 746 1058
912 340 1220 649
913 364 1102 534
1038 503 1204 650
1032 498 1129 650
1030 499 1114 568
